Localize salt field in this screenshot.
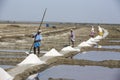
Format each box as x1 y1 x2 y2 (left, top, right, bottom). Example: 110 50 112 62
109 40 120 42
94 45 120 49
0 65 14 69
0 23 119 80
28 65 120 80
101 45 120 49
73 51 120 61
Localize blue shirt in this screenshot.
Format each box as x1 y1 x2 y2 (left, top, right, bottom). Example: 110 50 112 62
34 34 42 48
35 34 42 41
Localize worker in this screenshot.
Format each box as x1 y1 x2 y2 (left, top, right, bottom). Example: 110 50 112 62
70 29 75 47
98 26 103 36
33 30 42 56
89 26 95 37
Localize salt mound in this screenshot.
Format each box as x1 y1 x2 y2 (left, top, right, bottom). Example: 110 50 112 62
78 41 92 47
43 48 63 57
18 54 45 66
88 38 98 42
88 38 95 42
86 40 97 45
102 28 109 39
98 26 103 32
94 35 102 40
61 46 80 52
86 38 97 45
0 67 13 80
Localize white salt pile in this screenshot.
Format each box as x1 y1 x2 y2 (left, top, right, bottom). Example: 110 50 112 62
18 54 45 66
43 48 63 57
98 26 103 32
87 38 99 43
94 35 103 40
0 67 13 80
88 38 95 42
86 39 97 45
78 41 92 47
102 28 109 39
26 73 38 80
61 46 80 52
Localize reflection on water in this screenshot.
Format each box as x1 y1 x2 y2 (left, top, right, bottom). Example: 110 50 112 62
0 65 14 69
73 51 120 61
35 65 120 80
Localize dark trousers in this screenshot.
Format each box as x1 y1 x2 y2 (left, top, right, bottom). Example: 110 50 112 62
71 40 74 47
34 46 40 55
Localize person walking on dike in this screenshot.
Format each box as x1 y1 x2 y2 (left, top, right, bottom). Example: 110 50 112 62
70 29 75 47
89 26 95 38
33 30 42 56
98 26 103 36
97 26 103 48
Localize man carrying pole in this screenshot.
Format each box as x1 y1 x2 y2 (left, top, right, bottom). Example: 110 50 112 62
33 30 42 56
26 8 47 56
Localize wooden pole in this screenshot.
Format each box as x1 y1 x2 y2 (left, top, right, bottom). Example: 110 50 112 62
26 8 47 54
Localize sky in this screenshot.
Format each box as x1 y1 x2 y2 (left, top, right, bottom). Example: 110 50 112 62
0 0 120 24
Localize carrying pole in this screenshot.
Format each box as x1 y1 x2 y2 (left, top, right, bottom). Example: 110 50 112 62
26 8 47 54
38 8 47 30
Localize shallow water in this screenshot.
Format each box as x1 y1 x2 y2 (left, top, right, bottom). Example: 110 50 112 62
0 65 14 69
94 45 120 49
109 40 120 42
0 55 26 58
32 65 120 80
73 51 120 61
0 49 47 54
0 49 27 52
101 45 120 49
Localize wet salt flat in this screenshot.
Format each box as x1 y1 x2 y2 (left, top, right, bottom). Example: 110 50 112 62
94 45 120 49
101 45 120 49
73 51 120 61
0 65 14 69
0 55 26 58
33 65 120 80
109 40 120 42
0 49 47 53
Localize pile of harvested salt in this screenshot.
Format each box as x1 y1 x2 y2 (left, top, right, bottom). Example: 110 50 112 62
86 39 97 45
78 41 92 47
0 67 13 80
18 54 45 66
61 46 80 52
94 35 103 40
102 28 109 38
43 48 63 57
